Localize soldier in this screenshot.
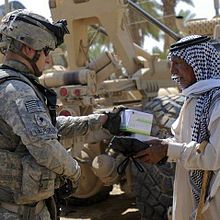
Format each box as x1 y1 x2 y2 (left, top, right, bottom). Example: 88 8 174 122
0 9 111 220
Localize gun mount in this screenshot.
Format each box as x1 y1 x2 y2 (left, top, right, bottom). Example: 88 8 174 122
43 0 180 118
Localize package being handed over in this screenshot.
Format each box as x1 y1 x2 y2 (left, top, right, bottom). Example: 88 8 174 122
120 109 153 136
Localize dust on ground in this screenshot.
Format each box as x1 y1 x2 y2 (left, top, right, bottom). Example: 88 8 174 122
60 185 141 220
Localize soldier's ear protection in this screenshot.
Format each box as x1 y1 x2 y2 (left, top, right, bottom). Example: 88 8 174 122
170 36 211 52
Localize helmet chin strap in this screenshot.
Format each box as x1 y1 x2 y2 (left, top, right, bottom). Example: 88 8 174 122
29 50 42 77
15 49 42 77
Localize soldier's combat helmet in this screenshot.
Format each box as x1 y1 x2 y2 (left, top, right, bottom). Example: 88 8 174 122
0 9 69 52
0 9 69 76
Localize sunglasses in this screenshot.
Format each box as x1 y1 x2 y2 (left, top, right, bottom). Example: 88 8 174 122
43 47 51 56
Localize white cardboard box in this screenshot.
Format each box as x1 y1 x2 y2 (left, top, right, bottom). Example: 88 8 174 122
120 109 153 136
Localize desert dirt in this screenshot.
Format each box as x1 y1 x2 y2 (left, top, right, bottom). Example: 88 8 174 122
60 185 141 220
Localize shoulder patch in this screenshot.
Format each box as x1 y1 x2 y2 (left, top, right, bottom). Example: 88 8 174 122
25 100 45 113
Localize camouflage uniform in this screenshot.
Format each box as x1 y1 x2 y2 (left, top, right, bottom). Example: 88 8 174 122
0 59 78 219
0 59 107 220
57 113 111 143
0 9 109 220
0 206 50 220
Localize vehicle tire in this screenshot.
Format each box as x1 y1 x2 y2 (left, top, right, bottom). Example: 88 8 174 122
133 94 184 220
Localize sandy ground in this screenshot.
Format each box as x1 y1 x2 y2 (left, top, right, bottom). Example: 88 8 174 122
60 185 141 220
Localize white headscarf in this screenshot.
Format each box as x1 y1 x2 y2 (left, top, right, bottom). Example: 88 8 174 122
168 35 220 206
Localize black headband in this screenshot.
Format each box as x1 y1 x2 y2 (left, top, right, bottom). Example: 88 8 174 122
170 36 211 52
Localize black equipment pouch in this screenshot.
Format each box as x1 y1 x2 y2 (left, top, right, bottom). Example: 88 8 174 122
0 65 57 126
108 136 149 174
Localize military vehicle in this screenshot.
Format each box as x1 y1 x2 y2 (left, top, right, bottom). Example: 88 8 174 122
0 0 25 16
40 0 220 219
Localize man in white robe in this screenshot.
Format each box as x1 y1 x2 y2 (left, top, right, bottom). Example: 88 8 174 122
135 35 220 220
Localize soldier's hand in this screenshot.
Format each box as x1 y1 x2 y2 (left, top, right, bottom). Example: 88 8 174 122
134 139 168 164
102 106 126 135
56 179 75 199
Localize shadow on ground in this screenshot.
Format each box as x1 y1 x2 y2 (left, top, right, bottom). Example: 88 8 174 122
60 192 141 220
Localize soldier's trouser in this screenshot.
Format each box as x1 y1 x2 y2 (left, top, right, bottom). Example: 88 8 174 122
0 201 51 220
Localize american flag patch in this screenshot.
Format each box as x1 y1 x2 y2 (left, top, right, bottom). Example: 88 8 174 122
25 100 45 113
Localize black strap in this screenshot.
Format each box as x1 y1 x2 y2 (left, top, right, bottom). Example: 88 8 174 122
0 65 57 126
45 196 57 220
8 14 69 47
117 155 145 175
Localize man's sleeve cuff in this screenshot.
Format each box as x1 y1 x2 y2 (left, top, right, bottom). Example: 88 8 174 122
167 142 184 162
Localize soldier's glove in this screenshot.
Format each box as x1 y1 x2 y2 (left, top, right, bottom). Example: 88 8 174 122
56 178 79 200
103 107 126 135
108 136 149 174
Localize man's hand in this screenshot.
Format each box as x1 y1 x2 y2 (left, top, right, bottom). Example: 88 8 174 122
134 139 168 164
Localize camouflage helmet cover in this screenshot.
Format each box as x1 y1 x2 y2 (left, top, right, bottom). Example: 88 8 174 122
0 9 69 51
